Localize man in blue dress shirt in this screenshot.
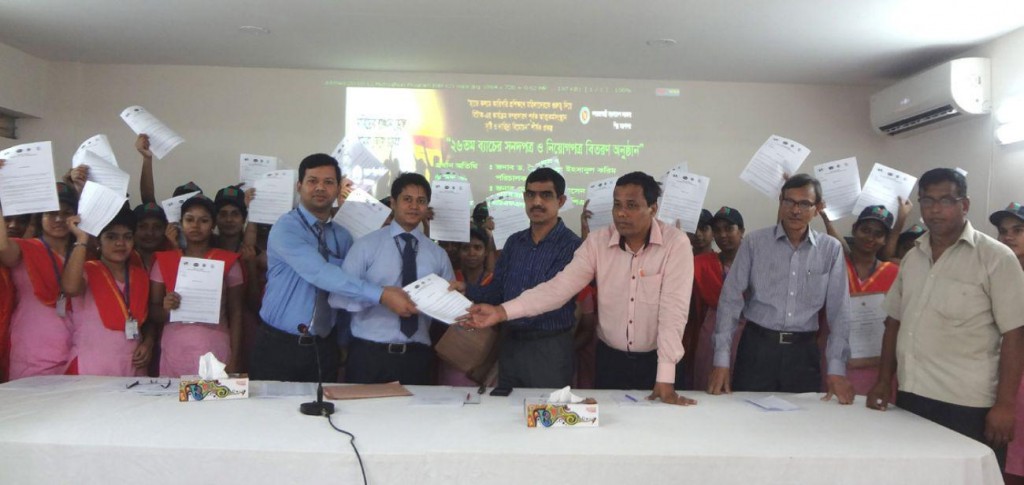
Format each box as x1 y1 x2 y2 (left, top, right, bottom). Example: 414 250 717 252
250 154 416 383
332 172 455 385
467 168 582 389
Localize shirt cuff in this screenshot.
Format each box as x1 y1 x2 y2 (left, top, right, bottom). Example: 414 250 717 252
827 358 847 377
713 349 731 369
656 362 676 384
364 284 384 306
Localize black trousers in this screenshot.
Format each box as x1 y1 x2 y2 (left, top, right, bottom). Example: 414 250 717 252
896 391 1006 468
344 337 433 385
731 322 820 393
594 340 658 391
249 321 339 383
497 327 574 389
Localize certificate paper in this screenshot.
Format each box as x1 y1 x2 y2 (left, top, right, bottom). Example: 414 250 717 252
486 191 529 250
657 171 710 233
739 135 810 198
248 170 298 225
170 257 225 325
403 273 473 325
73 134 118 168
429 180 471 243
585 177 617 231
814 158 861 221
332 187 391 240
77 182 129 237
0 141 59 216
120 106 184 160
73 150 130 196
160 191 201 224
239 154 280 189
848 293 887 359
853 163 917 217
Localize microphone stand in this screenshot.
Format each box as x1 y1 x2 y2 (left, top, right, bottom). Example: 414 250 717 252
298 324 335 416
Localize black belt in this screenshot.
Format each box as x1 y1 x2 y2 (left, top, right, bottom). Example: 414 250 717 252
505 326 572 341
351 337 430 355
260 320 333 343
746 321 816 345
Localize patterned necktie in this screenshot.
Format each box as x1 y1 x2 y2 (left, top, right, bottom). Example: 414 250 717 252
398 233 418 338
309 221 332 337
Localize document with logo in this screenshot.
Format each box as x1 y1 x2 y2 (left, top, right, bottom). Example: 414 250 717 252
853 163 917 217
815 157 861 220
0 141 59 216
170 257 225 325
404 273 473 325
739 135 810 198
120 105 184 160
658 171 710 232
585 177 617 231
486 191 529 250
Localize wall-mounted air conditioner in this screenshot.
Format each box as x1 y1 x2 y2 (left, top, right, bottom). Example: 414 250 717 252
870 57 990 137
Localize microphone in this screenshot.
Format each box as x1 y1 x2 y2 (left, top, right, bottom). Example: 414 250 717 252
297 324 335 416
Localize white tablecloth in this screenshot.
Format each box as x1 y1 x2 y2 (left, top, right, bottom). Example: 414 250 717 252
0 376 1001 484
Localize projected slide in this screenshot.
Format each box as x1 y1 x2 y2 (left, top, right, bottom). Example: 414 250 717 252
341 83 683 204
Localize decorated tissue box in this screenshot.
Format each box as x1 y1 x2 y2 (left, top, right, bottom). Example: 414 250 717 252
524 386 599 428
178 352 249 402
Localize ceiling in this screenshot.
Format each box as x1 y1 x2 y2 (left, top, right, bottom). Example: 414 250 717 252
1 0 1023 85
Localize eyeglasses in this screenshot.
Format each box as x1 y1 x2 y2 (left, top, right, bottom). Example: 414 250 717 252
780 198 816 212
918 196 963 208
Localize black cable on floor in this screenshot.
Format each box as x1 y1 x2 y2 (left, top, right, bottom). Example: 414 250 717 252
326 413 368 485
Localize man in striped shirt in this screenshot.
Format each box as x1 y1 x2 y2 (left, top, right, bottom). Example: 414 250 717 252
465 168 582 389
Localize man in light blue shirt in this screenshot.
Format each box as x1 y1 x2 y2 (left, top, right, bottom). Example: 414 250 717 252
332 172 455 385
250 153 416 383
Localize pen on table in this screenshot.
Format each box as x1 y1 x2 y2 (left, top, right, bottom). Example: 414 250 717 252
466 393 471 402
625 394 638 402
477 383 486 394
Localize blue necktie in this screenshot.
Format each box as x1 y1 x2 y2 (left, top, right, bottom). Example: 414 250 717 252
308 222 332 337
398 233 418 338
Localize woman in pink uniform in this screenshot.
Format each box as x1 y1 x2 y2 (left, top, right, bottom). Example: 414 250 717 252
0 181 80 379
62 206 153 376
990 202 1024 484
149 195 243 377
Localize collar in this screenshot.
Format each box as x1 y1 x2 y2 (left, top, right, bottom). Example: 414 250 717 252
297 203 331 225
388 220 424 239
609 218 663 250
916 220 977 253
529 218 568 246
773 222 817 247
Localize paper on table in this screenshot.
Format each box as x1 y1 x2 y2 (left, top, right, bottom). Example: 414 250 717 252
332 187 392 239
657 171 710 232
486 190 529 250
73 134 118 168
74 151 130 196
814 158 862 220
585 177 617 231
169 257 224 325
429 179 471 243
160 191 200 224
532 157 575 211
77 182 129 237
249 381 316 399
248 170 297 225
323 381 413 400
404 273 473 324
239 154 280 189
0 141 59 216
848 293 887 359
853 163 917 217
739 135 811 198
411 388 466 407
746 395 801 411
119 106 184 160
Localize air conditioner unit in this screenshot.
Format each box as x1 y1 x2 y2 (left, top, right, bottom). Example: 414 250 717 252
870 57 990 137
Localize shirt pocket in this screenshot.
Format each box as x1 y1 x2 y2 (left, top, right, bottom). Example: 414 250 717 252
804 271 830 303
931 277 990 325
637 273 664 304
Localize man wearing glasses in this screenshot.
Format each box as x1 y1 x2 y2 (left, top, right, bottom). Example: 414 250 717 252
464 167 582 389
708 174 854 404
867 168 1024 466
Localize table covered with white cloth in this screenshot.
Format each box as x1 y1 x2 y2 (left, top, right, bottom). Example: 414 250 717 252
0 376 1000 484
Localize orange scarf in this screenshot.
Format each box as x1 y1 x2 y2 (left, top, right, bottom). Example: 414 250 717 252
83 260 150 332
14 238 72 312
154 249 239 292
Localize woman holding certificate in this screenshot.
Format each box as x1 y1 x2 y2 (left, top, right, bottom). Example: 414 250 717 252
62 205 152 376
149 195 244 377
0 180 81 379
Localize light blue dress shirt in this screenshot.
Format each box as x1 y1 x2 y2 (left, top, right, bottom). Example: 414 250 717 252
331 221 455 345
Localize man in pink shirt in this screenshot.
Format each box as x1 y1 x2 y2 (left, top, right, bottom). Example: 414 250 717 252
463 172 695 404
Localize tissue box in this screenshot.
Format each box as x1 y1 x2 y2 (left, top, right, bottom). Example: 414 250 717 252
524 399 599 427
179 374 249 402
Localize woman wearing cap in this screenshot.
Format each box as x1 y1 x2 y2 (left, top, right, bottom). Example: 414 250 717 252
149 195 244 376
687 206 745 390
437 226 496 386
990 202 1024 483
62 205 153 376
0 179 81 379
820 203 909 395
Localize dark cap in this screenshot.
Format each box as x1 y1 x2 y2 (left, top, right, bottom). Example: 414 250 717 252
472 201 489 224
856 205 895 231
215 185 247 218
102 203 137 234
697 209 714 229
133 202 168 224
55 182 78 210
711 206 744 230
179 194 216 221
172 181 203 197
989 202 1024 226
897 224 926 246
